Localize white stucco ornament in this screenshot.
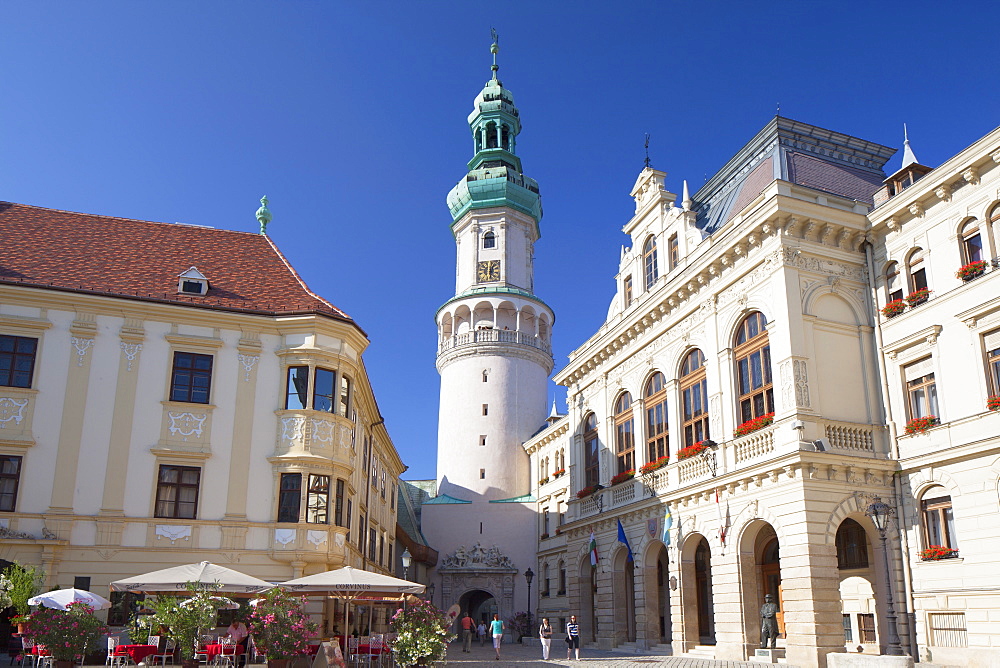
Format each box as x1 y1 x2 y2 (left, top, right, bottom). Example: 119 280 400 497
71 337 94 367
155 525 192 544
306 530 328 546
274 529 295 546
167 412 207 441
120 342 142 371
0 397 28 428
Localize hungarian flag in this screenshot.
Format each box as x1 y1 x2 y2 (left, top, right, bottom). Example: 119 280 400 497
589 530 598 567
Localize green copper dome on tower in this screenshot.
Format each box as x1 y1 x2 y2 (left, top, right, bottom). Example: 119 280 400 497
446 32 542 232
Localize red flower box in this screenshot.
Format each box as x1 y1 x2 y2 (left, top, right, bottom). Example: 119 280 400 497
988 395 1000 412
881 299 906 318
639 456 670 475
576 485 599 499
734 412 774 438
677 442 708 461
918 545 959 561
905 288 932 306
610 470 635 486
904 415 939 434
552 468 566 478
956 260 987 281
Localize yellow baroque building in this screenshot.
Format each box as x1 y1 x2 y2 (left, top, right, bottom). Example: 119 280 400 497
0 199 404 630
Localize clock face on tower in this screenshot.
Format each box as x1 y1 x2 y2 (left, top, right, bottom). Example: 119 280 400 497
477 260 501 282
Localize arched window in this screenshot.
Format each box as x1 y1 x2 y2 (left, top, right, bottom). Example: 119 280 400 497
734 312 773 424
885 262 903 302
543 563 550 595
835 518 869 569
483 231 496 249
921 486 958 552
960 219 983 265
990 203 1000 257
558 560 567 594
583 413 599 488
645 373 668 462
614 392 635 474
907 248 928 293
643 236 658 290
680 349 709 447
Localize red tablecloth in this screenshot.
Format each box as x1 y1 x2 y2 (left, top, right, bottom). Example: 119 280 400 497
202 643 244 661
114 645 159 663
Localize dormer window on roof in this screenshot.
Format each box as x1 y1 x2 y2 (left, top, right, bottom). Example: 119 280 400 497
177 267 209 296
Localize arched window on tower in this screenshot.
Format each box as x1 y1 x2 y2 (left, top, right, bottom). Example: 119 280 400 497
835 518 869 569
583 413 599 488
680 349 709 447
643 236 659 290
734 312 773 425
645 373 667 462
885 262 903 303
487 122 498 149
960 218 983 265
501 125 510 151
483 231 496 249
614 392 635 474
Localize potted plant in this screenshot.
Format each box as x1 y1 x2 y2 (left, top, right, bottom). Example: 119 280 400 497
918 545 959 561
145 582 232 668
956 260 987 281
609 470 634 485
20 602 108 668
904 415 939 434
677 441 709 460
126 613 153 644
880 299 906 318
0 574 12 612
246 587 317 668
2 562 44 630
987 395 1000 412
639 455 669 474
552 468 565 478
576 485 599 499
389 598 454 667
905 287 932 306
734 412 775 437
538 476 549 486
505 611 531 642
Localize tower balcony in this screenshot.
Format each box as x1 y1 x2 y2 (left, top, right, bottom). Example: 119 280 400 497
438 327 552 356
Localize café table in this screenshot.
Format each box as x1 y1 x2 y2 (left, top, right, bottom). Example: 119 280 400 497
201 643 244 663
113 645 159 664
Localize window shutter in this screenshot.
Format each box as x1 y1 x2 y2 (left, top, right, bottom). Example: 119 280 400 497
903 357 934 382
983 329 1000 352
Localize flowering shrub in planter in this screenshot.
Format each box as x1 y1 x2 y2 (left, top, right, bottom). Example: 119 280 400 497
610 470 635 486
576 486 599 499
538 477 549 486
146 582 236 662
552 468 566 478
956 260 987 281
881 299 906 318
905 288 932 306
734 413 775 437
919 545 959 561
247 587 317 661
390 598 454 667
20 602 108 661
988 395 1000 411
677 442 708 460
904 416 939 434
639 456 669 475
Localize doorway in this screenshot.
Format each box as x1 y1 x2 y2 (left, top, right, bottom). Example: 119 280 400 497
694 538 715 644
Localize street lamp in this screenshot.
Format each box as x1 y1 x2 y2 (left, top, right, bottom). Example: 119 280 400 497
427 582 436 606
865 496 903 656
699 439 719 477
524 567 535 636
401 548 412 581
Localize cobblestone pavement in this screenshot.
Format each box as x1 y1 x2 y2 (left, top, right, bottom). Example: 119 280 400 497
442 640 790 668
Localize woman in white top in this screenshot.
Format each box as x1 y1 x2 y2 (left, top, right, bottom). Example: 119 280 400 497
538 618 553 660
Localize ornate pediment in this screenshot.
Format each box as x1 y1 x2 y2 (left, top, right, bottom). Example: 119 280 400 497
439 542 515 570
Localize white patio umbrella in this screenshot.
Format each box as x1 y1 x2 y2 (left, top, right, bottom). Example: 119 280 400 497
277 566 425 597
27 588 112 610
180 595 240 610
110 561 272 594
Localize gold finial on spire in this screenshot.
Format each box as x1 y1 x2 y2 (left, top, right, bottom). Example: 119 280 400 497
490 28 499 78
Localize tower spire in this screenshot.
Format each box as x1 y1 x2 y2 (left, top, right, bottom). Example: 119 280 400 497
901 123 918 168
490 28 500 80
255 195 272 235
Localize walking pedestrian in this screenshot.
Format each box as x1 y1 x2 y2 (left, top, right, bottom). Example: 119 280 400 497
477 621 487 647
490 613 504 660
566 615 580 660
461 612 474 652
538 617 553 660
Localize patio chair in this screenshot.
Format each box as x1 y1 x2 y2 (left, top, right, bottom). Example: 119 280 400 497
146 636 160 651
19 638 39 668
366 635 386 668
193 636 215 665
345 638 366 668
213 638 236 668
106 637 125 668
150 638 175 667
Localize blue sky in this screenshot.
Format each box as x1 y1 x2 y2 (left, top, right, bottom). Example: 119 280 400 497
2 1 997 480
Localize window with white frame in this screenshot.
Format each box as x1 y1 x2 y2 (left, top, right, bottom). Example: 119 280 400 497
903 357 938 419
984 329 1000 396
928 612 967 647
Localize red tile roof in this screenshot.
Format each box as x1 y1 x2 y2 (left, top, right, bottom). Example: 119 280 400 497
0 201 355 325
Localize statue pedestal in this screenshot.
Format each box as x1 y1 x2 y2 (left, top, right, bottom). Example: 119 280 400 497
751 649 778 663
